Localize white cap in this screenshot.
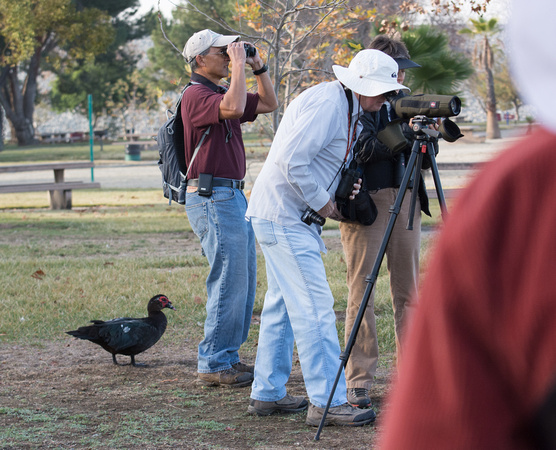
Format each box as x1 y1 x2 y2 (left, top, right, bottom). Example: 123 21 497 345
332 49 409 97
183 29 240 62
509 0 556 132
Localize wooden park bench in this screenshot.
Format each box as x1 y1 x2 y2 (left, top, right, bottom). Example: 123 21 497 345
0 162 101 209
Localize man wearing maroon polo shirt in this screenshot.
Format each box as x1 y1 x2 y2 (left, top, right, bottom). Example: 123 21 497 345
181 29 278 387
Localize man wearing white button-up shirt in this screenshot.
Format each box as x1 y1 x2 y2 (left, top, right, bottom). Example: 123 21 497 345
246 49 408 426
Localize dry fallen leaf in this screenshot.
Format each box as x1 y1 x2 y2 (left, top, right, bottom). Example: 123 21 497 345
31 269 46 280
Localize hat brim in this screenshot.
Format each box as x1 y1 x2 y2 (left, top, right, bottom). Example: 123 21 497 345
332 65 409 97
212 35 240 48
394 58 421 70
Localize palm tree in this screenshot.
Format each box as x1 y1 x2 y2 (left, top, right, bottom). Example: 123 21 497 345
401 25 473 96
460 17 501 139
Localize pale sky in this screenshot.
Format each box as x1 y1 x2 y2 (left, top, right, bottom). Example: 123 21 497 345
137 0 176 17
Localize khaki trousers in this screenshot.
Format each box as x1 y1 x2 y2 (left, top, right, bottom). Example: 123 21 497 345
339 188 420 389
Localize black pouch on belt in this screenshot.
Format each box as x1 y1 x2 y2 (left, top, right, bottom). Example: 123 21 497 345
197 173 213 196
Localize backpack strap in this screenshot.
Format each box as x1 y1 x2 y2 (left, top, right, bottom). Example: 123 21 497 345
184 126 211 180
177 82 212 181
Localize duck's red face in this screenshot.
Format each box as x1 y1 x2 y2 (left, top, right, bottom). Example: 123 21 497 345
158 295 176 310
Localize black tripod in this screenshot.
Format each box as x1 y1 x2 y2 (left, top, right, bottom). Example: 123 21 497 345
314 116 448 440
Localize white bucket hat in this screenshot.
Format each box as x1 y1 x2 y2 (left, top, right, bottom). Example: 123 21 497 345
333 49 409 97
509 0 556 132
183 29 240 62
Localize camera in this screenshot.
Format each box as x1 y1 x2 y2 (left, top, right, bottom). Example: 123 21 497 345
301 208 326 226
390 94 461 119
336 160 377 226
336 161 362 201
244 44 256 58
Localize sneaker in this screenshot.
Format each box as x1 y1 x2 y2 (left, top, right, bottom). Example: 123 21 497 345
197 368 253 388
347 387 372 408
248 394 308 416
232 361 254 374
305 402 376 427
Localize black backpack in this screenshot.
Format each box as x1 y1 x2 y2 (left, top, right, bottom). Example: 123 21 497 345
157 83 213 205
156 85 189 205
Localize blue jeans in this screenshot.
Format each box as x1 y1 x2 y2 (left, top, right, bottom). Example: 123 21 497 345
250 217 347 408
185 187 256 373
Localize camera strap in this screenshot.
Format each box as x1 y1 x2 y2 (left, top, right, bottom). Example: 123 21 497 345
344 86 358 164
326 86 359 193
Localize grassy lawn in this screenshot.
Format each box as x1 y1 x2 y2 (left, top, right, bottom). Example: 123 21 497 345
0 188 441 349
0 138 442 348
0 132 272 164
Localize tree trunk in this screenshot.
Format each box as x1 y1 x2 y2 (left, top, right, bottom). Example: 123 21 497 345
0 46 43 146
271 28 282 134
0 106 4 151
0 68 36 146
482 37 501 140
10 115 35 146
485 69 501 139
513 101 521 122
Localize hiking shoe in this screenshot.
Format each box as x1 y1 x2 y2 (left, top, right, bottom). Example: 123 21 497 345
248 394 308 416
197 368 253 388
233 361 254 374
347 387 372 408
305 402 376 427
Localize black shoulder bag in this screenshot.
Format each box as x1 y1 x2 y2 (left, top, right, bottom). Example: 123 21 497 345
336 88 377 226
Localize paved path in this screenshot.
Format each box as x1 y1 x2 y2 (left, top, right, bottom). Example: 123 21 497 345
0 128 526 192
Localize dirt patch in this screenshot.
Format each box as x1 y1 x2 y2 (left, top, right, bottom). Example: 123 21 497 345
1 339 392 448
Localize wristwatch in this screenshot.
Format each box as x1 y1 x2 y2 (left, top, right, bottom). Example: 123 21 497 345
253 64 268 76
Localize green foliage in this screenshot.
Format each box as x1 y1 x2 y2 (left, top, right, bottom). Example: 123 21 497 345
0 0 114 67
460 17 500 36
47 1 158 121
147 1 237 90
401 25 473 95
0 0 121 145
50 59 132 116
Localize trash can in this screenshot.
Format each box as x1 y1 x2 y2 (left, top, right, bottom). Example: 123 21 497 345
125 143 141 161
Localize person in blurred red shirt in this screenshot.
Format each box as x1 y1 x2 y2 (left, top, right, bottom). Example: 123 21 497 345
379 1 556 448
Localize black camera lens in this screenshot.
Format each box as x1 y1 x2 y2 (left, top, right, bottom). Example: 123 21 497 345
244 44 256 58
301 208 326 226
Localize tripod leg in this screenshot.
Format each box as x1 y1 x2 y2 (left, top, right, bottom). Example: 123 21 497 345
426 144 448 219
407 144 426 230
314 140 421 441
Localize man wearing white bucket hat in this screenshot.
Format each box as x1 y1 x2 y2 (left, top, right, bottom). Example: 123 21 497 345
340 35 427 410
181 29 278 388
246 49 407 426
379 0 556 448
